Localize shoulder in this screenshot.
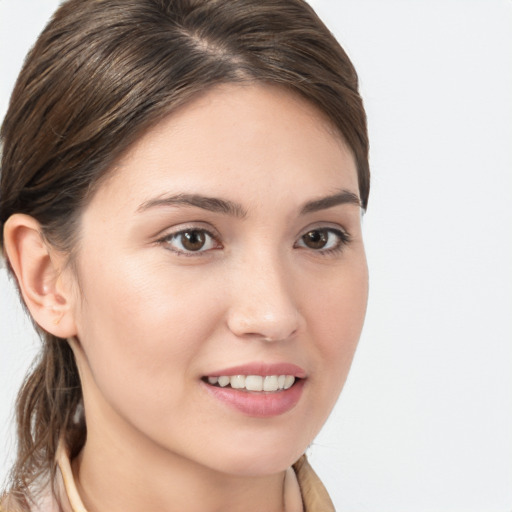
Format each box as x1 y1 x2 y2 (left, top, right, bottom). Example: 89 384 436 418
293 455 336 512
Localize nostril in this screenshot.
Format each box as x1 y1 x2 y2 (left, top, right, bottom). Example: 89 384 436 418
225 284 302 341
239 330 299 343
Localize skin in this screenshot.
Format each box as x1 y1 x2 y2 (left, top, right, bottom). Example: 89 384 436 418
5 83 368 512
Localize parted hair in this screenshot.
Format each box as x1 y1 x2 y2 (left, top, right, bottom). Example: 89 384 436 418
0 0 369 506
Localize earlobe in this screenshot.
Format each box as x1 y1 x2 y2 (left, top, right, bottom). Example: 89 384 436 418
3 214 77 338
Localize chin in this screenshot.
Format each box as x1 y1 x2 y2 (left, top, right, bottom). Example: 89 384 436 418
197 431 311 477
214 454 299 477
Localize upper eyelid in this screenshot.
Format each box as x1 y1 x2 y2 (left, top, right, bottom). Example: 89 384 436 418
155 222 220 240
167 227 217 238
297 222 350 238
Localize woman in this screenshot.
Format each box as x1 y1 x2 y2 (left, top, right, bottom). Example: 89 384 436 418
0 0 369 510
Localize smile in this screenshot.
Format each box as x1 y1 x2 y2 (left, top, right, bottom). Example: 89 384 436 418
205 375 296 392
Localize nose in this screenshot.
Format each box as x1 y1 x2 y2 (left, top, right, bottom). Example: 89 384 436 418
226 253 302 343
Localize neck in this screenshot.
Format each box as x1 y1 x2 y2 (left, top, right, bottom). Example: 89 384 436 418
72 414 287 512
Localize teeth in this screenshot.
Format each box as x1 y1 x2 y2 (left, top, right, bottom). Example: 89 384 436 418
245 375 263 391
218 376 230 387
230 375 246 389
263 375 278 392
206 374 296 392
284 375 295 390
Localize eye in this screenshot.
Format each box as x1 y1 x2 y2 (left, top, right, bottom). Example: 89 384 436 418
296 228 349 253
161 229 220 255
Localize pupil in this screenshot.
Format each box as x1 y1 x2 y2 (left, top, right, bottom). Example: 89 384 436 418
182 231 205 251
304 230 328 249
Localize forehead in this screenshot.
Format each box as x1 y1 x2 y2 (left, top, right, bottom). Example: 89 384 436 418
86 83 358 217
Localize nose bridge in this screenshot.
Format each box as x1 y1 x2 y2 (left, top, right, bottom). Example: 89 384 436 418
227 245 301 341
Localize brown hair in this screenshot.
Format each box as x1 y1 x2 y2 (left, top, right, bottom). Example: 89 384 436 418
0 0 369 506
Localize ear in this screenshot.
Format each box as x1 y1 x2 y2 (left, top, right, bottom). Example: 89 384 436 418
3 214 78 338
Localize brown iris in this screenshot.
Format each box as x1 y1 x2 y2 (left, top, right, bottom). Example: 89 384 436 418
180 230 206 251
302 229 329 249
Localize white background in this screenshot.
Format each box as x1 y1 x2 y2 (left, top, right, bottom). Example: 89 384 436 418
1 1 511 511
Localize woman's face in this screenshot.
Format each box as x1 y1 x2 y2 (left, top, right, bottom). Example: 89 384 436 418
69 83 368 475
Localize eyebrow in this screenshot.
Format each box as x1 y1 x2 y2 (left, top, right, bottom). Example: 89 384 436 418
137 189 361 217
137 193 247 218
300 190 361 214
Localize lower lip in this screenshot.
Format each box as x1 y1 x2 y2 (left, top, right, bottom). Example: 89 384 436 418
202 379 305 418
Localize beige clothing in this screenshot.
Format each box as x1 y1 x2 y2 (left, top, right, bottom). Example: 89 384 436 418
2 447 335 512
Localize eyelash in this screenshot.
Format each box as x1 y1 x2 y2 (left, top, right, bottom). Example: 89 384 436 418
157 228 221 257
157 226 351 257
295 228 351 256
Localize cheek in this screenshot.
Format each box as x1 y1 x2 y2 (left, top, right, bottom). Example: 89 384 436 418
303 256 368 408
76 251 220 341
72 254 224 418
308 254 368 349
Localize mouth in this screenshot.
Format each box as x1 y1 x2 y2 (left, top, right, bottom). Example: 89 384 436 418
201 364 306 417
202 374 299 393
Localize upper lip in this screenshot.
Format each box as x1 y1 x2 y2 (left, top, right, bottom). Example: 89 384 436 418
205 362 307 379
